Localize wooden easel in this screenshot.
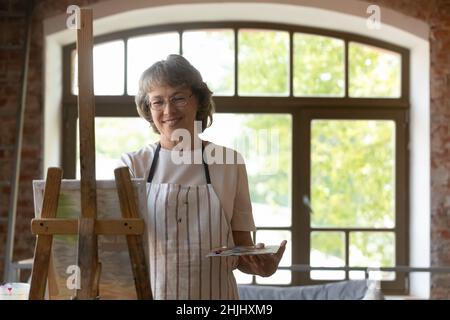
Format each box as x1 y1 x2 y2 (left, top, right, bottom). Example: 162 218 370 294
28 8 152 300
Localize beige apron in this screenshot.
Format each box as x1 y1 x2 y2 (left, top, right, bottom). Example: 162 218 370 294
145 143 239 300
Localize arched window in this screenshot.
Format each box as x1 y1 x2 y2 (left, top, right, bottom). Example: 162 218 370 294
62 22 409 294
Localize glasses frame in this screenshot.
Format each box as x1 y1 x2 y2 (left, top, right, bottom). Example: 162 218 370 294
148 92 193 111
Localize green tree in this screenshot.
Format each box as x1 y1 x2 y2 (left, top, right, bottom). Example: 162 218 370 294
349 42 401 97
293 33 344 96
238 30 289 95
243 114 291 209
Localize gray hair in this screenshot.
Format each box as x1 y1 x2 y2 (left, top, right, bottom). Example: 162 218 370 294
135 54 214 133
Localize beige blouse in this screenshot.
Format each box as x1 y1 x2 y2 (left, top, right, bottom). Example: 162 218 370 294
118 141 256 232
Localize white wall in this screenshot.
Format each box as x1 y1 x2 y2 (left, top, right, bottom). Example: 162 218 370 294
42 0 430 298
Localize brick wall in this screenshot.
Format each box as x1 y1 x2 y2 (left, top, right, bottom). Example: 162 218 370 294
0 0 449 297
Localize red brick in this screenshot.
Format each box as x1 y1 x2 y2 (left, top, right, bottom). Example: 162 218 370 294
439 229 450 240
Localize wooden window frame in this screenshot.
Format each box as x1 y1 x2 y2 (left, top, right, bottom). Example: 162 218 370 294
61 22 410 294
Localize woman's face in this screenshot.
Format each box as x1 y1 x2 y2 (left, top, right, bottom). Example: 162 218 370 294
148 84 198 143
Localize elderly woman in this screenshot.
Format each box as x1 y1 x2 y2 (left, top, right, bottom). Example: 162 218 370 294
119 54 286 300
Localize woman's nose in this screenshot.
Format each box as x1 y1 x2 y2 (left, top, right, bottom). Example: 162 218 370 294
163 103 178 114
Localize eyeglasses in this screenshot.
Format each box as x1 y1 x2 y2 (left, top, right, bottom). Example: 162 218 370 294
148 93 193 111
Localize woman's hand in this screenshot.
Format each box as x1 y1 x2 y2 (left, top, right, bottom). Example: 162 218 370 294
237 240 287 277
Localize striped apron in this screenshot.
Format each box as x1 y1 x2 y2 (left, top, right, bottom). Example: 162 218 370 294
144 143 239 300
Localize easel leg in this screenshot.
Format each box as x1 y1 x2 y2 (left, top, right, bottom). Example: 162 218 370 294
47 252 60 298
92 262 102 298
29 167 62 300
115 167 153 300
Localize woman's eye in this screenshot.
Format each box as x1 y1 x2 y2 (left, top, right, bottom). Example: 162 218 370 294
152 101 162 106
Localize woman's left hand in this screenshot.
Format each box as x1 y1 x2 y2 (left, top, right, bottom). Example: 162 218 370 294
237 240 287 277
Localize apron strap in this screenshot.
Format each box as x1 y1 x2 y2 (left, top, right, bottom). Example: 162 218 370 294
202 143 211 184
147 142 161 183
147 142 211 184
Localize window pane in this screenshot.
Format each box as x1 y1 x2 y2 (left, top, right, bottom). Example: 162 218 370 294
183 29 234 95
72 40 125 95
201 114 292 227
311 120 395 228
256 270 291 285
238 29 289 96
93 41 124 95
255 230 291 284
76 118 158 179
349 270 366 280
293 33 344 97
127 33 180 95
349 42 401 98
233 270 252 284
350 232 395 280
310 231 345 280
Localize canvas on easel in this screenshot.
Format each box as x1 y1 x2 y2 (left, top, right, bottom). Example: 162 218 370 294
32 179 148 299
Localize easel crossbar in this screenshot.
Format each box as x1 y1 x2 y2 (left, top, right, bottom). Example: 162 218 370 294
31 218 145 235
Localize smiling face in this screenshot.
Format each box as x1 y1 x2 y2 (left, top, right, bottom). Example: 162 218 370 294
148 84 198 148
135 55 215 146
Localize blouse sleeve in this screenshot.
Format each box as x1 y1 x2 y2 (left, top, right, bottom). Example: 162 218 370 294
230 160 256 232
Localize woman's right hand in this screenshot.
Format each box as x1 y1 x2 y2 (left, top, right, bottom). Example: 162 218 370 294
237 240 287 277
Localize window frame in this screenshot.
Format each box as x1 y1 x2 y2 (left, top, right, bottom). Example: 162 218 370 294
295 107 409 293
62 21 410 294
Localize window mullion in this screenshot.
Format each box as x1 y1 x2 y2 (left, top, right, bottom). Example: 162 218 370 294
289 31 293 97
124 37 128 96
345 230 349 280
344 40 349 98
292 110 310 285
234 28 238 97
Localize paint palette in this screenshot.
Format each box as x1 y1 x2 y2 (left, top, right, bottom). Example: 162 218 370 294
206 245 280 257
